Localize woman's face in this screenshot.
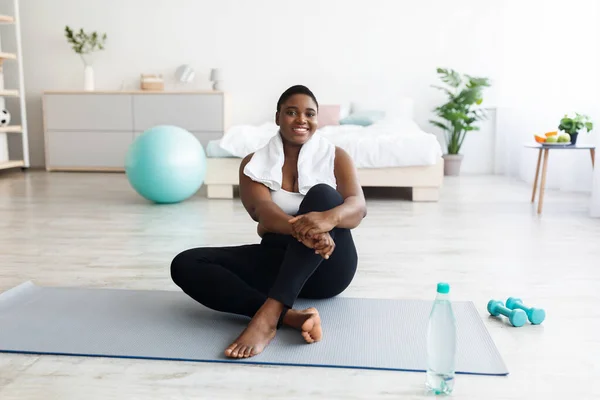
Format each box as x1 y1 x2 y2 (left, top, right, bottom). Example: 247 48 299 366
276 94 318 146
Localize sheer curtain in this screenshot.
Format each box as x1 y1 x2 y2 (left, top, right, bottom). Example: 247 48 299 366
494 0 600 214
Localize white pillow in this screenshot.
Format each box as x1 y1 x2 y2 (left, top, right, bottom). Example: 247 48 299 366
219 123 278 158
339 103 351 120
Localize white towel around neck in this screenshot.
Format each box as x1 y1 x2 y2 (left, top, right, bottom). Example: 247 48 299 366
243 131 337 194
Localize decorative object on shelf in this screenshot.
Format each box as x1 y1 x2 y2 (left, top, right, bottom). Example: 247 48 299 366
175 64 195 84
0 109 10 126
210 68 223 91
140 74 164 91
558 113 593 145
64 26 107 91
430 67 491 176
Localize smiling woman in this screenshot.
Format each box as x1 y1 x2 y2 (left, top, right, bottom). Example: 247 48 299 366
170 84 367 360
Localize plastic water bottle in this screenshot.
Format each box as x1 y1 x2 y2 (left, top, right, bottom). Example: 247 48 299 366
425 282 457 395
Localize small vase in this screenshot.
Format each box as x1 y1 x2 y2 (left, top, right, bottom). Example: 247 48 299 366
442 154 464 176
212 80 224 91
569 132 578 146
84 65 94 91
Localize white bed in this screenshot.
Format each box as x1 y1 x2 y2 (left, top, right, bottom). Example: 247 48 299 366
205 116 444 201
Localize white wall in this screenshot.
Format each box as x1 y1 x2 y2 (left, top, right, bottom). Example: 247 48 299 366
10 0 504 168
7 0 599 189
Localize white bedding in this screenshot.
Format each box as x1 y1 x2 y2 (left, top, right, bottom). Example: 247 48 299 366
216 118 443 168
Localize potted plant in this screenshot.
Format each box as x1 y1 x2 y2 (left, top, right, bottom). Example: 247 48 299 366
64 26 107 91
558 113 593 145
430 68 491 176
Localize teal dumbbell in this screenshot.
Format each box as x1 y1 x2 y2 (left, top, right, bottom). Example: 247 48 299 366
487 300 527 327
506 297 546 325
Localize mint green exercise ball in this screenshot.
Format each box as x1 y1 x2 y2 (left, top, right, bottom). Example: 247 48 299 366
125 125 206 204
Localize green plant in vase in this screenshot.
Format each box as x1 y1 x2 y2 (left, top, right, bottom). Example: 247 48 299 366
430 68 491 175
558 113 593 145
64 26 107 91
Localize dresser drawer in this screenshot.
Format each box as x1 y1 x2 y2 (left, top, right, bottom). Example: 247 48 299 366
133 130 223 150
132 94 224 132
44 94 133 131
46 130 133 168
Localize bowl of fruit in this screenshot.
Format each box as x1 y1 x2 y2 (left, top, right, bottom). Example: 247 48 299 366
534 131 571 145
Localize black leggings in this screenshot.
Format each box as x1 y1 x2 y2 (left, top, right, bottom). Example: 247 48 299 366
170 184 358 318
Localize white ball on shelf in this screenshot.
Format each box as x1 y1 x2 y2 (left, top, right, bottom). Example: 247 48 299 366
0 109 10 127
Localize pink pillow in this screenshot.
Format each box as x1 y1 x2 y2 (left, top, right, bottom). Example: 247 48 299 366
318 105 340 128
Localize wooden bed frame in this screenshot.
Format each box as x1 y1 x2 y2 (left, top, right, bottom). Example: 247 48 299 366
205 157 444 201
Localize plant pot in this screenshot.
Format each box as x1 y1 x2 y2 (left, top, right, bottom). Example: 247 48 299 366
569 132 578 145
443 154 464 176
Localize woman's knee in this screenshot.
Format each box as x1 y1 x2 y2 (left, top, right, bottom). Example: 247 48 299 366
170 249 196 287
300 184 343 213
170 247 222 287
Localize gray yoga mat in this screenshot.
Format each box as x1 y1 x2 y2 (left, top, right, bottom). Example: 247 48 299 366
0 282 508 375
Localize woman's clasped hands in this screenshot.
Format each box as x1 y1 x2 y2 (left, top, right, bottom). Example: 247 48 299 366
288 211 337 259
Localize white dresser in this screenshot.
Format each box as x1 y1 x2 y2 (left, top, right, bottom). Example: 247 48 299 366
42 91 230 171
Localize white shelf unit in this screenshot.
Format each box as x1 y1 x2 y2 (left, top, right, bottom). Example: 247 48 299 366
0 0 29 172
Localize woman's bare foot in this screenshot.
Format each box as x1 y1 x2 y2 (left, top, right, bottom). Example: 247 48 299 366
284 307 322 343
224 299 282 359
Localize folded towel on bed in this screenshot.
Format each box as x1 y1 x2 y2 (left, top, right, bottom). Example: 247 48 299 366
243 131 337 194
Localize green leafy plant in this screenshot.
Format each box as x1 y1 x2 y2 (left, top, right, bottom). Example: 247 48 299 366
558 113 593 135
430 68 491 155
64 26 107 65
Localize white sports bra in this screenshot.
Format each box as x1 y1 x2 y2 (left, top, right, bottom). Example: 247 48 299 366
270 189 304 216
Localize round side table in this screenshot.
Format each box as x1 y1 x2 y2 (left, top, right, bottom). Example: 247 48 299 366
525 143 595 214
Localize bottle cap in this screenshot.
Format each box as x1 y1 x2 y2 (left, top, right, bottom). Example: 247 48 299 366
437 282 450 294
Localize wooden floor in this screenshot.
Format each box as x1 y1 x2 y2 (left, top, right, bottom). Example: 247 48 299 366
0 170 598 399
